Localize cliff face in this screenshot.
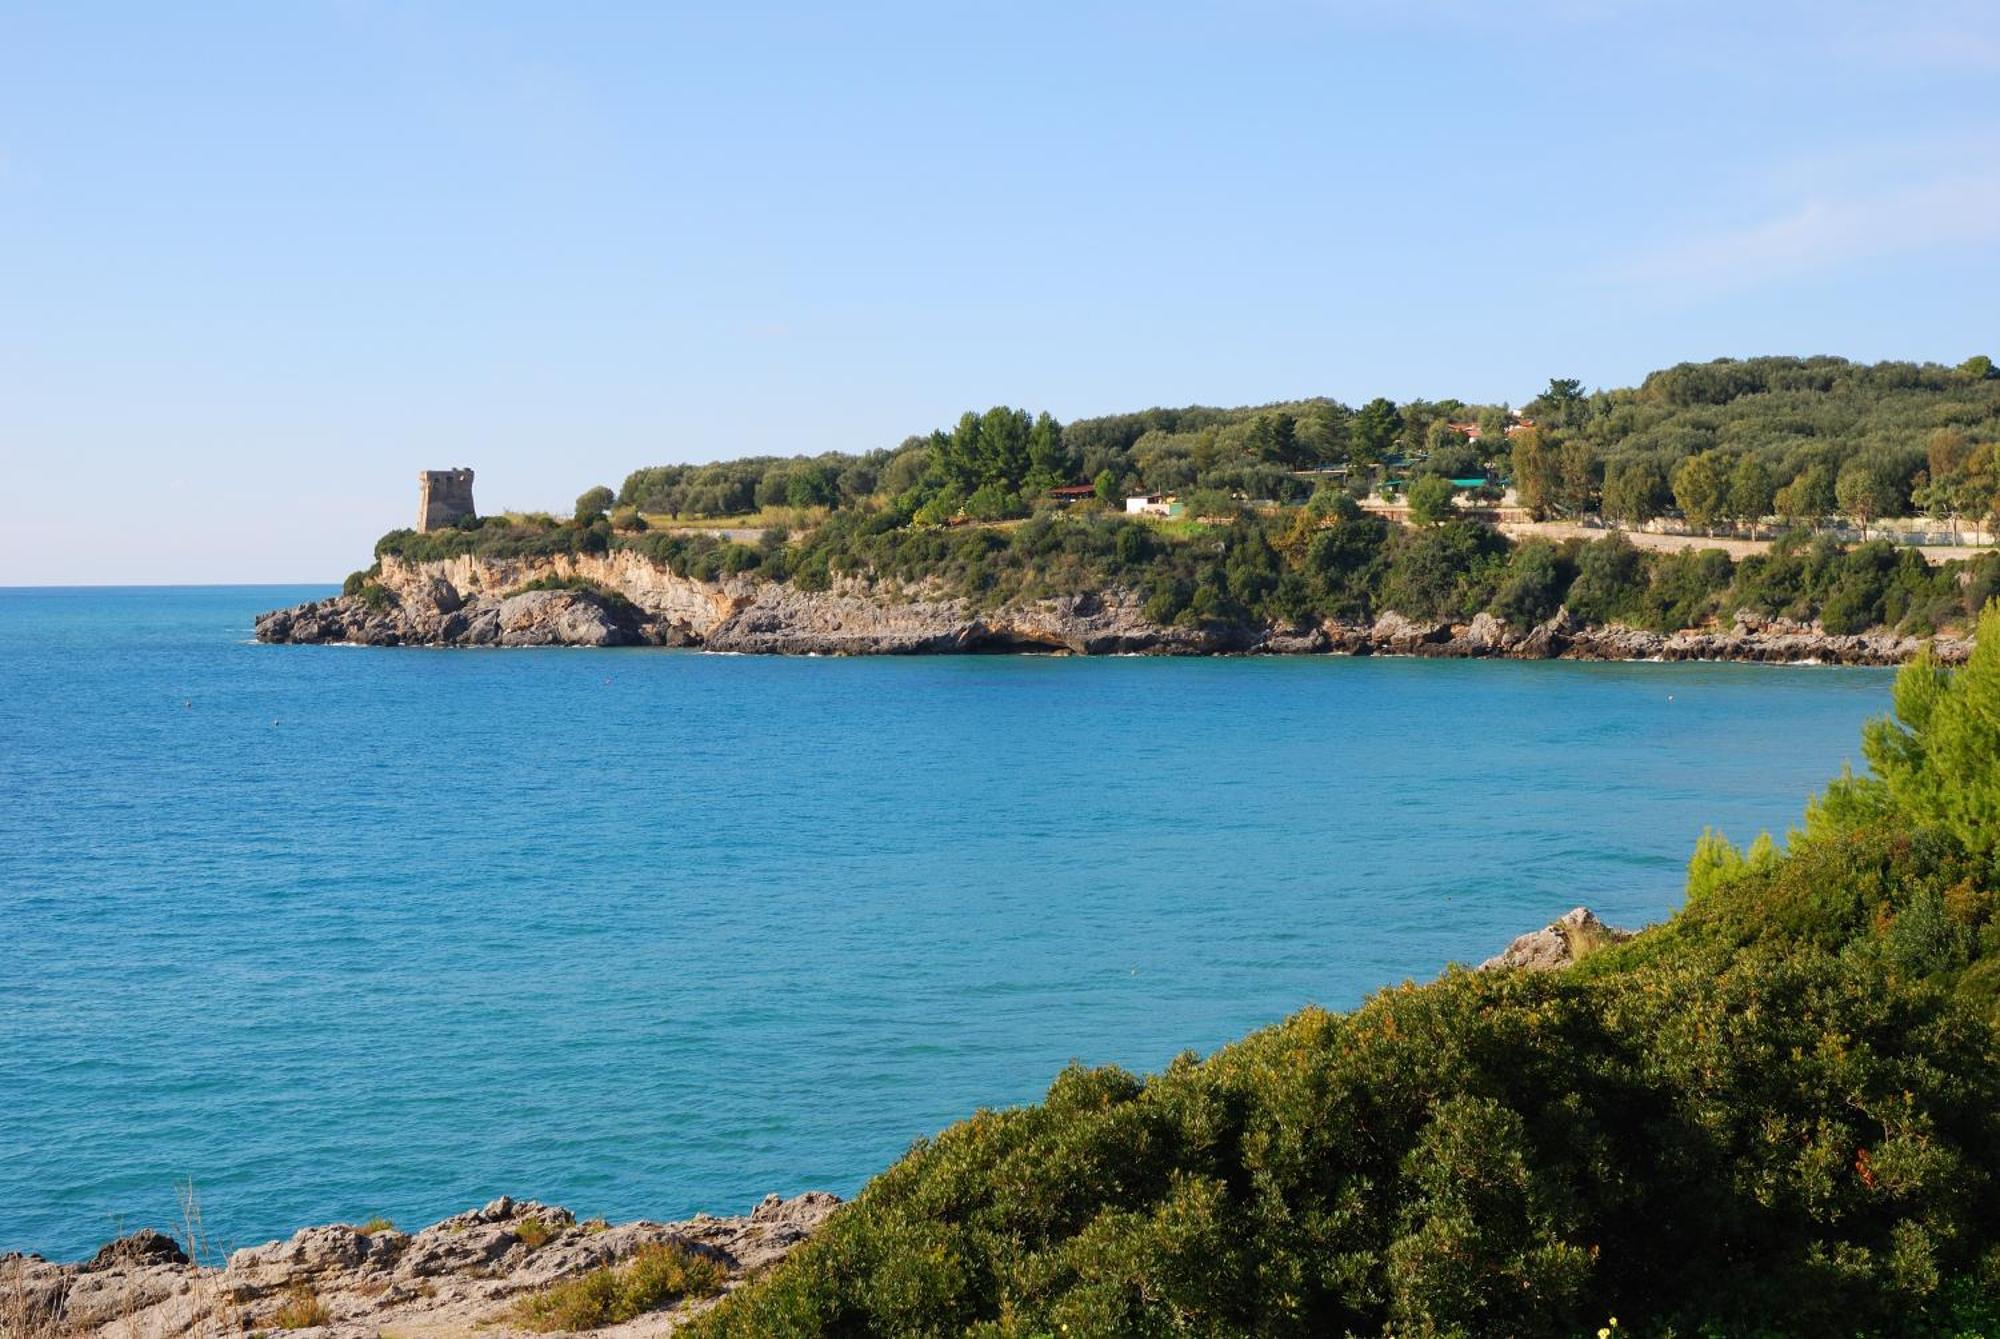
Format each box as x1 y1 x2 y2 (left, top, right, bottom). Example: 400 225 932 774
252 551 1972 665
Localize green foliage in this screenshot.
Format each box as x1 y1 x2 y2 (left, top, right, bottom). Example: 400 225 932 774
1848 604 2000 862
1638 547 1733 632
1564 532 1646 626
1406 473 1456 525
574 485 615 524
1379 520 1508 622
1672 450 1728 533
355 580 393 613
1490 539 1571 627
602 358 1995 541
692 618 2000 1337
376 358 2000 640
1512 427 1559 519
1603 457 1670 525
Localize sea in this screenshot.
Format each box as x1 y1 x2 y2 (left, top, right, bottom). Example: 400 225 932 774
0 585 1900 1260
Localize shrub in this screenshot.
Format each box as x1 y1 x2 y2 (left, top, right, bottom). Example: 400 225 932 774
1490 539 1571 626
689 608 2000 1338
512 1242 727 1331
515 1216 557 1250
574 486 615 524
269 1282 331 1330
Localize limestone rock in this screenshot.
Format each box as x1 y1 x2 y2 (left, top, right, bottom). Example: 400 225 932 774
1369 611 1447 652
86 1228 188 1271
251 549 1975 665
497 590 641 647
1480 907 1633 971
15 1192 841 1338
1464 611 1512 651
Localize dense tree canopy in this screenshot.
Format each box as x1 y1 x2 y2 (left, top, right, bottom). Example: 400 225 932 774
606 357 2000 533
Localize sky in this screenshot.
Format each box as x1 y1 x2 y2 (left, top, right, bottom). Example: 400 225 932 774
2 1 1997 584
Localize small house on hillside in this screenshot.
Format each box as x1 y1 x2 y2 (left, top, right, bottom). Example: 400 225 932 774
1047 484 1098 503
1125 494 1185 518
1445 416 1535 443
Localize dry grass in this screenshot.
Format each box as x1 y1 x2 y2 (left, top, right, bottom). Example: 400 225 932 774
639 504 828 533
356 1216 397 1236
3 1256 69 1339
269 1280 332 1329
177 1179 243 1336
513 1217 558 1250
510 1242 726 1332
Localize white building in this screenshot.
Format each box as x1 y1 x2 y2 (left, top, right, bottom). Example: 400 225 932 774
1125 494 1185 518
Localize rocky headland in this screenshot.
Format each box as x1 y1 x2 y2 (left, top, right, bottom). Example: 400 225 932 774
2 1192 839 1338
254 551 1971 665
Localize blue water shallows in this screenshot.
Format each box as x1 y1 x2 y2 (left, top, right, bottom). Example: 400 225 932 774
0 586 1897 1260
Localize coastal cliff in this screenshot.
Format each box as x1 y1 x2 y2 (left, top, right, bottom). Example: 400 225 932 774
254 551 1972 665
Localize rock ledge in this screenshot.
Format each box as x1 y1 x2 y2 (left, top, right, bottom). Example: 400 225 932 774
2 1191 839 1337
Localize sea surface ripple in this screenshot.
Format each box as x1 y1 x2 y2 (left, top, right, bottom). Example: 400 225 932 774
0 585 1895 1259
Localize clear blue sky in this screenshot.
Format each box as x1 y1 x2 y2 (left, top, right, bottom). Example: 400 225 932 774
4 2 1997 583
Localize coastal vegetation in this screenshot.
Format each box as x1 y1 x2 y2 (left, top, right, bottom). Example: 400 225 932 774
268 1282 331 1330
598 356 2000 531
374 504 1999 641
511 1241 726 1332
687 605 2000 1336
361 356 2000 644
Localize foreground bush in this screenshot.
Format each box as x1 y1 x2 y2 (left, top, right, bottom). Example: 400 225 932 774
692 608 2000 1338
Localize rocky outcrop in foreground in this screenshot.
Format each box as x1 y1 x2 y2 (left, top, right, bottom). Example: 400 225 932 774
2 1192 838 1338
253 552 1971 665
1480 906 1634 971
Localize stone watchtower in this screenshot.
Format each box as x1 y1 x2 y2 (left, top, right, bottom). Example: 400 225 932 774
416 468 476 532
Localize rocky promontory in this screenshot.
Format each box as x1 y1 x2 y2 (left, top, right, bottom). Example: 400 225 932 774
253 550 1972 665
3 1192 838 1338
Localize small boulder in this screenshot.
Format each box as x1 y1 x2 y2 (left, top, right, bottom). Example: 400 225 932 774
86 1228 188 1271
1464 611 1512 651
1370 611 1446 652
1480 907 1632 971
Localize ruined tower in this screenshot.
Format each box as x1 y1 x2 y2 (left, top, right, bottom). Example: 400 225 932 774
416 468 476 532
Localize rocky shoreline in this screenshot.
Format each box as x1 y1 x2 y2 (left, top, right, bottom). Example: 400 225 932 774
3 1192 839 1338
253 551 1970 666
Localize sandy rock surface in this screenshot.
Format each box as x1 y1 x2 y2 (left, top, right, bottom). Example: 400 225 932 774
3 1192 838 1338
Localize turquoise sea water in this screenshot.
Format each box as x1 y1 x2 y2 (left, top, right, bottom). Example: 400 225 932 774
0 585 1898 1260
